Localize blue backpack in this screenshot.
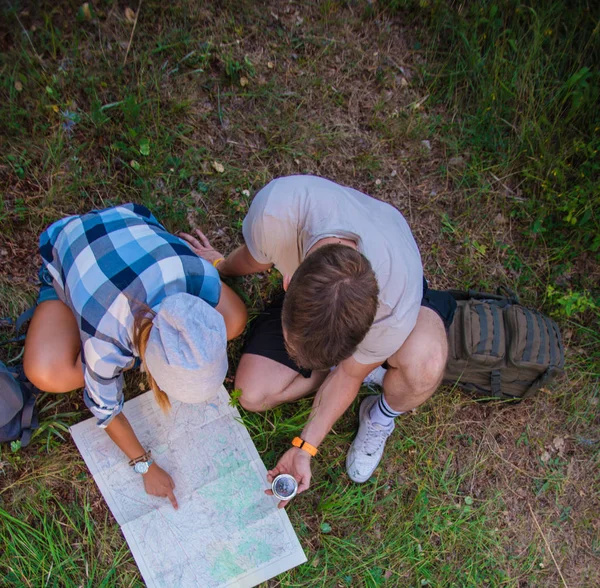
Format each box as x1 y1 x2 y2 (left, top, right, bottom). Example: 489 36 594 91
0 362 39 447
1 307 39 447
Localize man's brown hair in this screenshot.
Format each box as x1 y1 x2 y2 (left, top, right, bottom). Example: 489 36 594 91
282 244 379 370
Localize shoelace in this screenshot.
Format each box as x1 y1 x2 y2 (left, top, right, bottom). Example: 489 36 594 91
363 422 391 456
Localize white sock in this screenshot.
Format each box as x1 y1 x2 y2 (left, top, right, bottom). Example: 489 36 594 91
369 394 403 426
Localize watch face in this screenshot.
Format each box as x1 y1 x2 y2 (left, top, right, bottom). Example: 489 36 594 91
134 461 150 474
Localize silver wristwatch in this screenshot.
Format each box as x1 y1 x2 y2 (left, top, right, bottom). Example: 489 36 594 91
130 450 154 474
133 458 154 474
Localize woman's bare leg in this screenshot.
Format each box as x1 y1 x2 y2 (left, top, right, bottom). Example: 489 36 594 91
23 300 83 392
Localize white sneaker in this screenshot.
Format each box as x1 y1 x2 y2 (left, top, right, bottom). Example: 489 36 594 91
346 395 395 483
362 366 387 388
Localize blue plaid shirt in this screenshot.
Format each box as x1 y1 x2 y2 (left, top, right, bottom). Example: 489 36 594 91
39 204 221 427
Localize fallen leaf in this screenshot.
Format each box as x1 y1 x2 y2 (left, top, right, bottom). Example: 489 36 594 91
540 451 551 463
139 138 150 156
552 436 565 455
240 76 249 87
125 7 135 22
14 80 23 92
448 156 466 167
51 105 59 113
267 61 274 69
79 3 93 21
212 161 225 173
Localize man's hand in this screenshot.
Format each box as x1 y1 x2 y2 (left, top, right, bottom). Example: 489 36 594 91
266 447 311 508
179 229 224 265
143 463 179 509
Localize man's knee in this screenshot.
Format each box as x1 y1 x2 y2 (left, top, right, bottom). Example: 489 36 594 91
234 374 269 413
413 350 446 393
391 340 447 395
238 393 267 413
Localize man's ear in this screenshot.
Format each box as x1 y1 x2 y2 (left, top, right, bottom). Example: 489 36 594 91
283 274 291 291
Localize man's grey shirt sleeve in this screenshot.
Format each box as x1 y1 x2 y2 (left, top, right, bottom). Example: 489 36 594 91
242 189 273 264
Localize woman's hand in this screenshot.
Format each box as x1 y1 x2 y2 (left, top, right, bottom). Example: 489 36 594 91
265 447 312 508
143 463 179 509
179 229 224 265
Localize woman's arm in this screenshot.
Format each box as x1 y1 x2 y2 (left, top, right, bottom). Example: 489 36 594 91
105 413 178 509
179 230 272 277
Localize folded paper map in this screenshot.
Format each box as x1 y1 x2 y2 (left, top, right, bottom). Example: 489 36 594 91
70 387 306 587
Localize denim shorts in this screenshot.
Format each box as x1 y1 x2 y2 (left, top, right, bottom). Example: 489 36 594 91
37 267 60 304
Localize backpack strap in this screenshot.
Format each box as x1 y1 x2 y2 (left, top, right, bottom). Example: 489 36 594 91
15 306 36 333
19 392 37 447
447 289 512 303
0 305 36 348
0 335 26 347
490 370 502 397
521 366 561 400
496 286 520 304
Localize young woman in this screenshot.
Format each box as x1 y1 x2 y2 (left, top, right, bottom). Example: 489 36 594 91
23 204 247 509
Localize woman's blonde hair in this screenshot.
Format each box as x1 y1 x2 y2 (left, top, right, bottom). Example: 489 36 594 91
132 304 171 413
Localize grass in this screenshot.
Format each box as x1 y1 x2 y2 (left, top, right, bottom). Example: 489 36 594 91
1 0 599 586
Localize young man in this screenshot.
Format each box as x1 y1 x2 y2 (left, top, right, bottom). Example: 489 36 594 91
180 175 455 503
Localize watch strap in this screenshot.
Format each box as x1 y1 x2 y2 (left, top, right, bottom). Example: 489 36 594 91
292 437 318 457
129 450 152 467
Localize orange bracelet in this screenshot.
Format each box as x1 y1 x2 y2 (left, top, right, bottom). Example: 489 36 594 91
212 257 225 268
292 437 318 457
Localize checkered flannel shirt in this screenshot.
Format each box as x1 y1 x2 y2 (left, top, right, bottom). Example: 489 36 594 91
39 204 221 427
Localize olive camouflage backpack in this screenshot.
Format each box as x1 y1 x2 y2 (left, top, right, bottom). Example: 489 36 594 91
444 289 565 400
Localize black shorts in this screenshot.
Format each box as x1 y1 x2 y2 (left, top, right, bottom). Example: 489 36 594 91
242 278 456 379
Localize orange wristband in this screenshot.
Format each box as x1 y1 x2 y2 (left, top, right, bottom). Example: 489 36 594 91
212 257 225 268
292 437 318 457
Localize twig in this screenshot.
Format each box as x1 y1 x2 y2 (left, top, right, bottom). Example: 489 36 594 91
490 172 526 201
528 503 569 588
217 84 224 126
123 0 143 67
11 4 46 70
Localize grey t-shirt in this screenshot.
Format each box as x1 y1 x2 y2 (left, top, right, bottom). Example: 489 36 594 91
243 175 423 364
